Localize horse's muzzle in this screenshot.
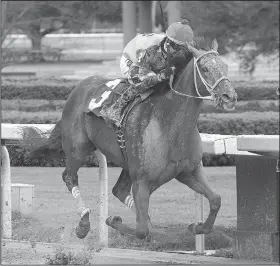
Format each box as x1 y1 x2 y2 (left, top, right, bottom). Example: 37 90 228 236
220 91 237 111
223 98 237 111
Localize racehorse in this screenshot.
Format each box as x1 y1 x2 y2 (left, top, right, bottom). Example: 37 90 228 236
22 38 237 241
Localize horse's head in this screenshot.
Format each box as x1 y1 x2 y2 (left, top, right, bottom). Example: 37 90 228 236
184 39 237 110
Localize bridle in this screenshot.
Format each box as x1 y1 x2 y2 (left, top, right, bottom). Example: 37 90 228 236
169 50 230 101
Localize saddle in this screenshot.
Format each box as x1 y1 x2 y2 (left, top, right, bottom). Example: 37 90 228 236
84 78 155 159
85 78 154 125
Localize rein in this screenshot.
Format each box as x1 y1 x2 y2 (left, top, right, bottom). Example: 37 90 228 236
169 50 230 101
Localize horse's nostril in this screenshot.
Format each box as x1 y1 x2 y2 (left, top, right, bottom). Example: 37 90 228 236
221 94 231 102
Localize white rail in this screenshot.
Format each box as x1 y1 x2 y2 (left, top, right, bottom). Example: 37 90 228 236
2 123 277 253
1 145 12 239
237 135 279 159
94 150 109 247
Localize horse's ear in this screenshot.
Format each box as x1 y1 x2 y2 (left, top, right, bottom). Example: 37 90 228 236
211 38 218 51
185 42 200 58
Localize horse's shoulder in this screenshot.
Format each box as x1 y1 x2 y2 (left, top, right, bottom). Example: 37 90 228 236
125 86 169 137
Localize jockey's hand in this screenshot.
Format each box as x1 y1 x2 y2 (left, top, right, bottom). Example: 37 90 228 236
157 67 174 82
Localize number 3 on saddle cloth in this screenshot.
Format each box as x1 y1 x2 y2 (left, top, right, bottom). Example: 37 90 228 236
84 78 154 132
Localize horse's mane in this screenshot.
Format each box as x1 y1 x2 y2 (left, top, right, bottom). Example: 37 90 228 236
157 36 213 92
193 36 212 51
171 36 211 83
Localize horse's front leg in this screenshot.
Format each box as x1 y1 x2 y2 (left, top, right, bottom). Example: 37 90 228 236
111 169 153 227
106 178 151 240
176 162 221 234
132 179 151 239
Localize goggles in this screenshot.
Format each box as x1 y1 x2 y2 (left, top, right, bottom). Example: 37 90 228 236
166 38 182 52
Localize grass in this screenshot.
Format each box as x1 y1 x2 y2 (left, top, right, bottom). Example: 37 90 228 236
107 225 235 252
45 246 92 265
10 166 237 253
12 211 62 243
2 99 279 113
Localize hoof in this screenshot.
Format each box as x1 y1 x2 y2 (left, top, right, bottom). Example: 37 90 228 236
75 221 90 239
106 216 122 229
188 222 212 235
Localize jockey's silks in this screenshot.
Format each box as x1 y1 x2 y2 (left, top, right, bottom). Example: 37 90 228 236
123 33 170 74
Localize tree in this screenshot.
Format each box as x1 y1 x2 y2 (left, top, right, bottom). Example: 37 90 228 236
87 1 122 23
3 2 67 61
1 0 20 69
85 1 122 32
3 1 123 45
2 1 123 65
1 1 8 36
3 1 110 61
181 1 279 74
4 2 88 49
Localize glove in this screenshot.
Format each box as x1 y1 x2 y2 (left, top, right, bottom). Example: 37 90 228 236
157 67 174 82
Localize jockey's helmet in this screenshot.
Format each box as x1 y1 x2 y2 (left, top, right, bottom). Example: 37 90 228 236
166 19 194 51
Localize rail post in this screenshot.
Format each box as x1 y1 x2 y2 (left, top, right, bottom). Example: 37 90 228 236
195 193 205 254
1 144 12 239
95 150 108 247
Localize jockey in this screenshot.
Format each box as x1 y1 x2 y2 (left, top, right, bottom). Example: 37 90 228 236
101 19 195 127
120 19 195 94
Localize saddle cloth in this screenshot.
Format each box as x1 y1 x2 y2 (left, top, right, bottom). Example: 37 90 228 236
85 78 126 114
85 78 154 128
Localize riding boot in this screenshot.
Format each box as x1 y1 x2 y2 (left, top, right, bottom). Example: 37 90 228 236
114 86 138 127
100 86 138 127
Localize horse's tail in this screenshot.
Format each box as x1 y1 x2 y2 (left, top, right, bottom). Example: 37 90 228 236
21 121 64 159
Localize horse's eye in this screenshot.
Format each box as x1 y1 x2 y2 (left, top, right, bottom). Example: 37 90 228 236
201 66 208 72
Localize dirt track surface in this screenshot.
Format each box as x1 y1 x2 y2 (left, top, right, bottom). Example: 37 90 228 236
2 239 276 265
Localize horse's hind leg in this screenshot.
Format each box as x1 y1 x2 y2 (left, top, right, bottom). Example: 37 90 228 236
62 136 95 239
176 162 221 235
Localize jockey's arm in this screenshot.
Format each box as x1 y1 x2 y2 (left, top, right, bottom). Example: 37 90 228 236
127 63 172 94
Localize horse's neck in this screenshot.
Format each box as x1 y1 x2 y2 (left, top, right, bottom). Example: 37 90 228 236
159 61 203 144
